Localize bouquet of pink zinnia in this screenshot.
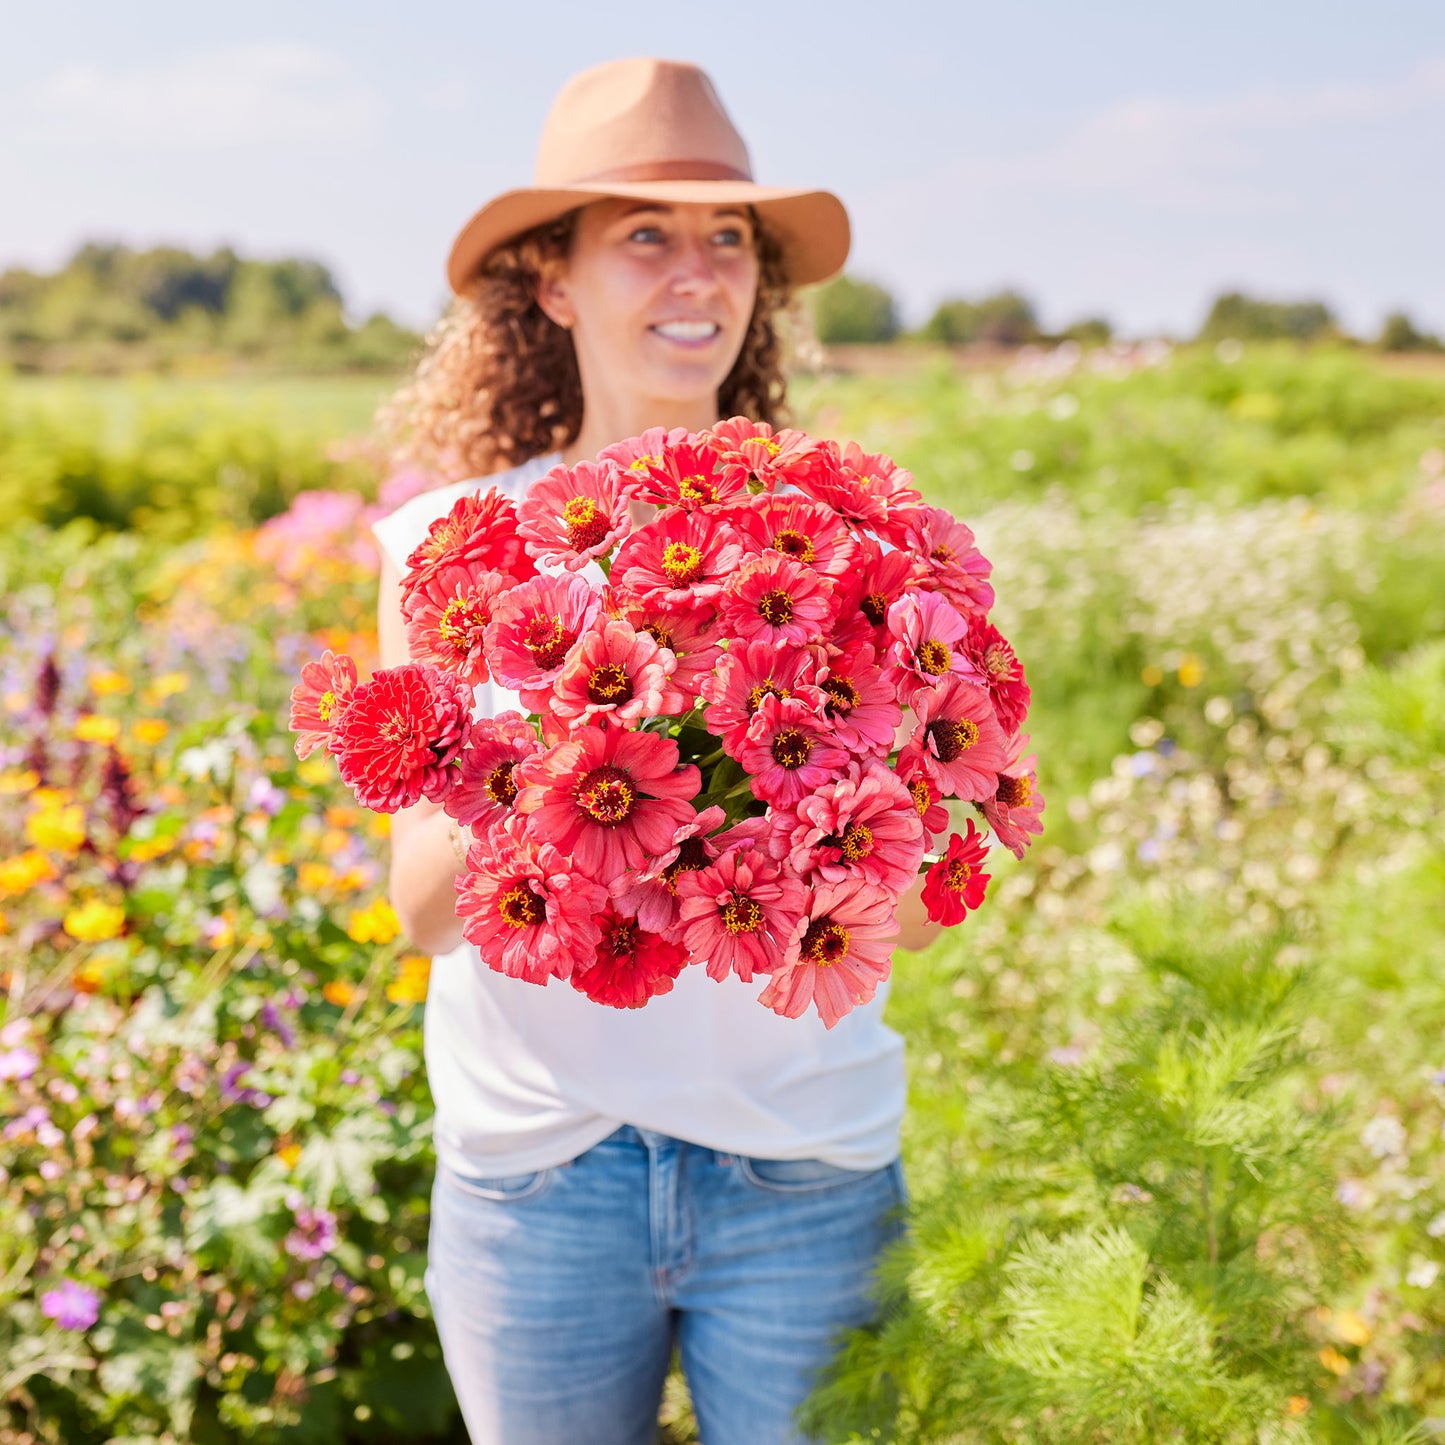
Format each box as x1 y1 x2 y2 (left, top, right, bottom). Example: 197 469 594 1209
291 419 1043 1027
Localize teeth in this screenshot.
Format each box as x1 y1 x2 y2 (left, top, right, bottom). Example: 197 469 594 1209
654 321 719 341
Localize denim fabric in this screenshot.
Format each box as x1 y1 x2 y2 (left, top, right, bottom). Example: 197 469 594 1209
425 1123 908 1444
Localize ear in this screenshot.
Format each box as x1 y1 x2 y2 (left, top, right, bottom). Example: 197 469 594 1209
534 268 574 330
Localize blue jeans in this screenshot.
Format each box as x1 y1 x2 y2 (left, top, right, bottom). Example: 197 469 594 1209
425 1124 908 1444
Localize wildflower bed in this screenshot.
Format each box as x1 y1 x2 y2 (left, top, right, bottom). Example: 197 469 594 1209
2 345 1444 1443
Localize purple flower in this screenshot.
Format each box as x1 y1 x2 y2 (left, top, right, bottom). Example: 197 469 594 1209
219 1063 273 1109
260 1000 296 1050
0 1047 39 1081
41 1279 101 1331
283 1190 339 1262
246 777 287 817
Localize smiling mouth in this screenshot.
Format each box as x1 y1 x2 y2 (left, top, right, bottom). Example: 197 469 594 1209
650 321 722 343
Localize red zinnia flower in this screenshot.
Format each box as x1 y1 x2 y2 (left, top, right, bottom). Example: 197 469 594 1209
759 877 898 1030
835 440 923 530
699 639 819 754
977 731 1044 858
737 693 849 809
707 416 817 493
921 820 991 924
831 537 927 652
607 594 722 702
960 614 1031 735
514 725 701 885
791 441 891 531
568 905 689 1009
441 711 540 832
901 505 995 617
809 643 902 758
610 509 744 611
331 663 474 813
895 753 951 838
483 571 600 709
885 591 981 708
637 439 742 512
289 650 359 760
456 824 608 984
675 844 806 983
404 486 536 585
549 618 688 728
401 563 513 684
897 675 1007 802
734 493 858 579
719 553 839 647
517 459 630 571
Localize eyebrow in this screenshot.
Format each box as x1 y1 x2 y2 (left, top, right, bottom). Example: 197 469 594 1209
614 203 751 221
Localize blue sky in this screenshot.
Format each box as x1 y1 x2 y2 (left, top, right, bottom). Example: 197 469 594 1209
3 1 1442 336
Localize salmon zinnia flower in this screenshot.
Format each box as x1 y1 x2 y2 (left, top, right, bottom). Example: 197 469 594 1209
404 486 536 584
960 614 1031 735
898 674 1008 802
921 820 990 924
735 493 858 578
607 595 722 701
832 537 927 652
719 553 838 648
737 693 849 809
289 650 359 760
514 725 701 885
707 416 817 493
401 564 513 684
699 640 819 754
977 731 1045 858
885 591 980 707
549 619 688 729
569 905 689 1009
599 425 691 485
610 509 744 610
675 844 806 983
484 572 600 708
636 439 741 512
517 459 630 570
901 505 995 617
610 803 726 934
809 643 901 758
442 712 540 832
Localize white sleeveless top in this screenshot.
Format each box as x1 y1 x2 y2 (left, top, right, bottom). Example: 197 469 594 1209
370 453 905 1175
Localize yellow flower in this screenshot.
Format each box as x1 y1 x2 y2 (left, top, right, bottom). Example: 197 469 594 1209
386 955 432 1005
347 898 401 945
132 719 170 746
208 917 236 949
128 836 175 862
322 979 356 1006
72 962 105 994
151 672 191 698
63 900 126 942
0 850 59 897
26 803 86 856
297 757 334 787
1177 655 1204 688
367 813 391 839
333 867 369 893
1332 1311 1370 1346
298 862 335 892
1140 665 1164 687
90 670 133 696
73 714 122 745
277 1142 303 1169
1318 1346 1350 1376
0 768 40 794
321 828 350 856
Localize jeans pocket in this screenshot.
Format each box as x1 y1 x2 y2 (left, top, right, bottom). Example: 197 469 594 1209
440 1161 555 1203
738 1155 890 1194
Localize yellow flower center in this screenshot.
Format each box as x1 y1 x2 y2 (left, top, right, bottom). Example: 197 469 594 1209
770 528 815 563
587 662 633 705
577 766 636 824
497 885 546 929
996 773 1034 808
721 892 763 934
562 496 608 552
929 717 980 763
917 640 951 676
662 541 704 587
746 680 789 715
318 690 336 722
840 822 874 862
759 589 794 627
770 727 813 771
800 917 850 966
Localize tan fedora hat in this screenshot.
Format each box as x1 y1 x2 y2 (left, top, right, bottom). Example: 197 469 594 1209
445 57 851 294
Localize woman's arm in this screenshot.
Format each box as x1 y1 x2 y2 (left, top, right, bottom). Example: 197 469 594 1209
377 554 470 956
893 869 943 954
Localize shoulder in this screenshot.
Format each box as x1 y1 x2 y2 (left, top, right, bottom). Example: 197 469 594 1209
369 452 562 570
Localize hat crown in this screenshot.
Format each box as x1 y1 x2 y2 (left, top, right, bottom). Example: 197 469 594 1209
534 58 753 188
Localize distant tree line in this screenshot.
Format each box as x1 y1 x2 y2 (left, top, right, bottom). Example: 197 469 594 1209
808 276 1443 353
0 243 421 374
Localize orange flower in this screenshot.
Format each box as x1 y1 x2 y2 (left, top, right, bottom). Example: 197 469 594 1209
132 719 170 746
1286 1396 1310 1416
90 670 132 696
322 980 356 1006
386 955 431 1005
0 850 59 897
1318 1346 1350 1376
298 862 335 892
277 1142 303 1169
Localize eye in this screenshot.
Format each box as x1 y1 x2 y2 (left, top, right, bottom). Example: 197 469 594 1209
713 226 747 246
627 224 667 244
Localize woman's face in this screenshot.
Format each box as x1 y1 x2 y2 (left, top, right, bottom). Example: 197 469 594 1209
538 198 761 413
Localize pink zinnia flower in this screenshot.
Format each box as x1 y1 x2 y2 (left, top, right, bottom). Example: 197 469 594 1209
40 1279 101 1331
599 425 691 487
517 458 630 570
885 591 980 707
835 440 923 530
898 675 1008 802
809 643 901 758
960 614 1031 735
791 441 891 531
734 493 858 579
699 639 819 753
569 906 689 1009
636 438 742 512
401 563 514 684
607 594 722 701
977 731 1044 858
483 571 601 708
442 711 540 832
737 693 849 809
550 618 688 728
774 760 925 897
611 804 726 934
895 754 951 838
921 820 991 924
330 663 473 812
707 416 818 493
675 844 806 982
719 553 838 647
610 509 744 610
289 650 358 760
832 537 928 653
456 824 608 984
514 725 701 885
759 877 898 1030
404 486 536 584
902 506 995 617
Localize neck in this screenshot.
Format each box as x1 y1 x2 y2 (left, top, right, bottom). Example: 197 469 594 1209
560 394 720 467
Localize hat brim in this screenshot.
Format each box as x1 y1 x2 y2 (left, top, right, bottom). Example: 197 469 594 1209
446 181 850 295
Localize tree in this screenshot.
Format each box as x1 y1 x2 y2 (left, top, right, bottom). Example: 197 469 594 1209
1198 291 1339 344
1377 311 1443 353
809 275 899 344
921 289 1039 346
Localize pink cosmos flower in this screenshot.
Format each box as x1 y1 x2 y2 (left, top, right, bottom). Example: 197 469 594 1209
404 486 536 585
734 493 858 579
401 563 513 684
831 537 928 652
610 804 726 934
897 675 1008 802
960 614 1032 735
607 594 722 701
737 693 850 809
719 553 839 647
773 760 925 896
517 459 630 570
895 754 951 838
599 425 691 487
921 820 991 924
901 506 995 617
441 712 540 832
675 844 806 982
40 1279 101 1331
699 640 820 753
636 438 743 512
610 509 744 611
289 650 359 760
758 877 899 1030
707 417 818 493
977 731 1044 858
456 824 608 984
809 643 902 758
514 725 701 885
549 618 688 728
483 571 600 708
568 906 689 1009
331 663 473 812
884 591 981 707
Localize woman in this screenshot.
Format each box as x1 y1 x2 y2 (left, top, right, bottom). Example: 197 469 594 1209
370 57 940 1445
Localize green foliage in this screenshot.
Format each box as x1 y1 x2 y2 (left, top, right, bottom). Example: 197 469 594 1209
920 290 1040 347
1198 291 1341 344
810 275 901 344
1377 313 1443 354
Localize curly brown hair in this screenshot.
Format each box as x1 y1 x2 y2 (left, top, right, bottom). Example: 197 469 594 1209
377 207 794 483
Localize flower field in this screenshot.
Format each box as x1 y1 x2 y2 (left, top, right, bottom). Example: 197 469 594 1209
2 344 1444 1443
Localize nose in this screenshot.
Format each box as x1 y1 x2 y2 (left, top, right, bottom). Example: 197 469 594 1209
667 234 723 297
